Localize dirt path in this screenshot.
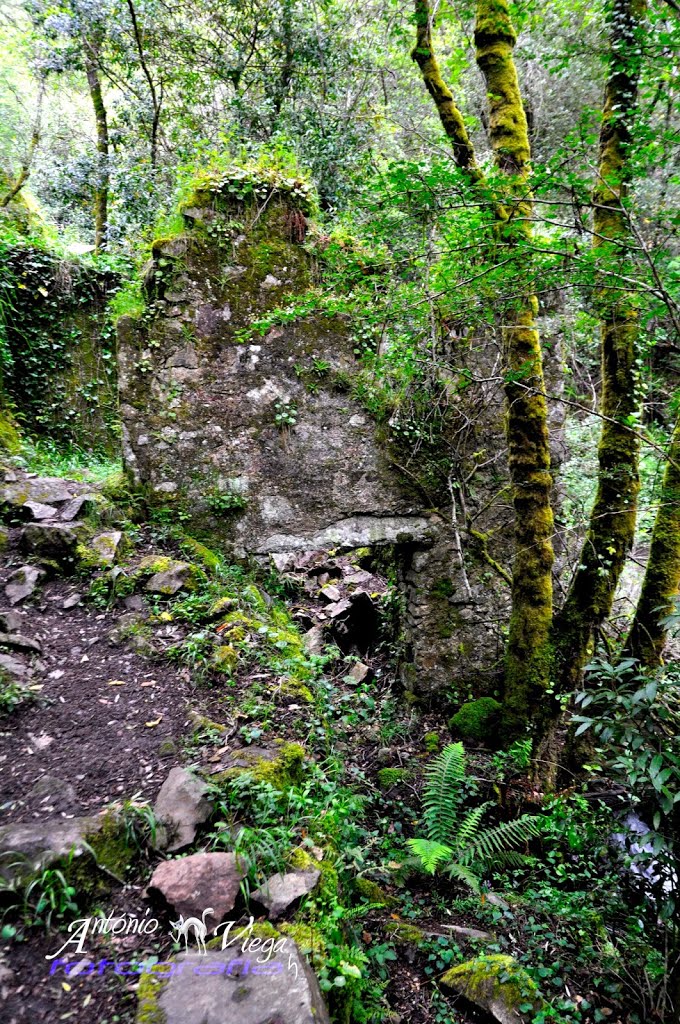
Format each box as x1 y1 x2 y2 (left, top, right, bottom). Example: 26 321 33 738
0 580 191 822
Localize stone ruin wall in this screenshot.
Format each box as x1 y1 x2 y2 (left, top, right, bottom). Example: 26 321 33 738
117 180 565 698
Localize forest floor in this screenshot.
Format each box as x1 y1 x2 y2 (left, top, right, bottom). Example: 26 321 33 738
0 466 499 1024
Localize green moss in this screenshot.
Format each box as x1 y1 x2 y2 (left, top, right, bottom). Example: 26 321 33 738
288 847 339 903
135 969 168 1024
180 537 222 573
278 677 314 703
88 811 134 878
63 812 134 908
212 644 238 674
449 697 502 743
353 878 397 908
278 922 327 969
384 921 427 946
377 767 410 789
441 954 541 1018
0 407 21 454
423 731 441 753
216 741 306 791
207 595 235 620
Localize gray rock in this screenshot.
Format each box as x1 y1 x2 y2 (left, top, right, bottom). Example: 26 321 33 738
0 632 41 653
0 815 102 882
60 493 98 521
87 531 123 566
1 477 75 506
319 584 342 603
0 652 29 679
258 515 433 554
5 565 43 605
28 775 79 812
0 609 25 632
148 852 245 930
146 561 194 595
19 500 58 521
346 661 370 685
153 767 211 852
63 593 82 609
443 924 495 942
252 869 320 919
21 522 86 563
302 625 325 656
138 939 330 1024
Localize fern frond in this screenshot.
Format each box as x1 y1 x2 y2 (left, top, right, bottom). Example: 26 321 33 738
445 860 482 893
460 814 541 865
406 838 453 874
486 850 535 869
422 742 467 845
454 803 491 849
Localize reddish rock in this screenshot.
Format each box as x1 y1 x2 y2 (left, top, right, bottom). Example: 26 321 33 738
148 852 245 930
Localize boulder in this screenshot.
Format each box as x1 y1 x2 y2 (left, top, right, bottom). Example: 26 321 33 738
302 625 325 656
0 652 29 679
252 869 320 919
148 852 245 930
5 565 43 605
153 767 211 852
21 522 87 564
28 775 79 813
0 815 103 882
441 954 543 1024
19 500 58 522
0 632 41 653
1 476 75 507
60 493 98 521
145 560 194 595
135 938 330 1024
346 661 370 685
0 610 24 632
85 531 123 567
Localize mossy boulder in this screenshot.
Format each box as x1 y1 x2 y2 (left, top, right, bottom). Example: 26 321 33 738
377 767 409 789
441 954 542 1024
353 877 397 908
278 676 314 703
384 921 427 947
179 536 222 573
212 643 238 674
449 697 502 744
289 847 338 903
215 741 305 790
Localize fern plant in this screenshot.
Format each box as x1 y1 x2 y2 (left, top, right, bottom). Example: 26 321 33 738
407 742 541 892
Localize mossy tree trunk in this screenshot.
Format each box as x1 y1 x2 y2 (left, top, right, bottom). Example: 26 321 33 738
412 0 555 735
411 0 480 177
624 414 680 665
83 33 109 252
473 0 554 735
553 0 646 693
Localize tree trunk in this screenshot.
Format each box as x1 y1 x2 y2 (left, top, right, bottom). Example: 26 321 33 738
0 78 45 208
411 0 479 177
625 414 680 665
83 36 109 252
126 0 163 167
474 0 555 735
412 0 554 736
553 0 646 692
